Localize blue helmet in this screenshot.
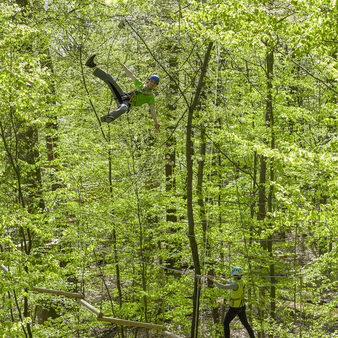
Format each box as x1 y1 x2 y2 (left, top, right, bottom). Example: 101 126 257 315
149 75 160 84
231 266 244 276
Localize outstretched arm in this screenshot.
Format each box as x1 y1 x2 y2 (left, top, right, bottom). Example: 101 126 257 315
116 58 137 82
208 276 238 290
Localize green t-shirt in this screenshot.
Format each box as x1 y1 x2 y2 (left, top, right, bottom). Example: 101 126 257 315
130 78 155 107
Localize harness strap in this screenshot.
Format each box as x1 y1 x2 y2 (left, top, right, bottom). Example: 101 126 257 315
126 86 153 107
230 283 245 306
126 90 137 106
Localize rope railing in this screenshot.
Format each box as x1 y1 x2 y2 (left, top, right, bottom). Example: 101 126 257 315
32 287 84 299
0 263 182 338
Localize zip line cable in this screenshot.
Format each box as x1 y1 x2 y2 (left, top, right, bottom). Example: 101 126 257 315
124 17 190 109
2 253 335 287
90 250 338 281
54 204 335 244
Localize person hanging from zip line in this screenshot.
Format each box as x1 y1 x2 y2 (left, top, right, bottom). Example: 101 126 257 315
208 267 255 338
85 54 161 131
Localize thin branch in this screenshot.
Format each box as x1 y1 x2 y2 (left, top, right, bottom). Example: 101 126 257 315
124 18 191 109
279 49 338 95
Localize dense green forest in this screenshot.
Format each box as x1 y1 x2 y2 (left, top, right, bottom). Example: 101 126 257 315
0 0 337 337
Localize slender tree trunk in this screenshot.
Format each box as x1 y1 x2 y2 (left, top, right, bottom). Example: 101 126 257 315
186 41 213 338
256 45 276 337
43 48 61 191
266 48 276 325
197 126 207 240
258 45 276 337
6 1 46 336
165 43 179 271
108 147 125 338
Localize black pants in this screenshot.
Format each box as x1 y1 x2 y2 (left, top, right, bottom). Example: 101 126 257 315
223 306 255 338
93 67 130 120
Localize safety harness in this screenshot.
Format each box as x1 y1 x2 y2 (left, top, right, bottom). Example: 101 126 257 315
230 281 245 307
125 87 153 107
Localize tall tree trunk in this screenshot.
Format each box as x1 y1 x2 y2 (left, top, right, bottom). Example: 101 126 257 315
8 0 46 336
258 45 276 337
108 147 125 338
186 41 213 338
165 43 179 271
266 48 276 325
42 48 61 191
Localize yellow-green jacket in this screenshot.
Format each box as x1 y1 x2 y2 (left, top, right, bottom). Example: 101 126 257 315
214 279 246 308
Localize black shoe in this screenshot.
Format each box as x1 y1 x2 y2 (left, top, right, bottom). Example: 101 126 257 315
85 54 97 68
101 114 115 123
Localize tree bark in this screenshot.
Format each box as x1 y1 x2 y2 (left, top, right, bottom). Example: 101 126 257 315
266 48 276 325
186 41 213 338
165 43 179 271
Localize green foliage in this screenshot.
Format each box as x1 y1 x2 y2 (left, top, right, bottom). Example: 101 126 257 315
0 0 336 337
